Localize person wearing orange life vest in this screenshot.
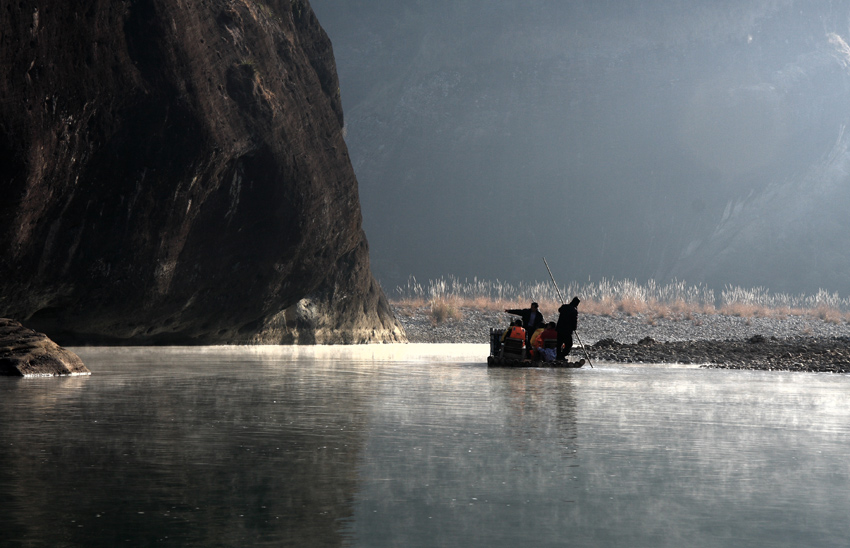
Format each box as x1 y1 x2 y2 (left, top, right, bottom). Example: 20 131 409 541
505 302 545 348
501 319 526 344
534 322 558 361
529 325 546 358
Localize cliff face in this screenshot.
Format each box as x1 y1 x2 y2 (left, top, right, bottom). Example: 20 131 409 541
0 0 404 344
667 130 850 295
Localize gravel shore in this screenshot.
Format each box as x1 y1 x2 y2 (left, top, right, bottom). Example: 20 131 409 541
392 304 850 373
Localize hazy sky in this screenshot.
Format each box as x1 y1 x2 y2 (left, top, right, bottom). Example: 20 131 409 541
312 0 850 295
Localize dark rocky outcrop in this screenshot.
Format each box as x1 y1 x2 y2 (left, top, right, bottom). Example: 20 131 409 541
0 1 405 344
0 318 89 376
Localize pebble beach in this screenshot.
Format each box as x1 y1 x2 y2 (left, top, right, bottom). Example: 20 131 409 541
392 304 850 373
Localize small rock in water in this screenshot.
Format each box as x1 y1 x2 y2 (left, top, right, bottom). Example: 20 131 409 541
0 319 89 377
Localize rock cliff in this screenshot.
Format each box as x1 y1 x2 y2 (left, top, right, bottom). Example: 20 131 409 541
0 0 405 344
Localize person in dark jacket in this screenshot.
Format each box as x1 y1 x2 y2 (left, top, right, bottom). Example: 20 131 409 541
556 297 580 360
505 302 545 346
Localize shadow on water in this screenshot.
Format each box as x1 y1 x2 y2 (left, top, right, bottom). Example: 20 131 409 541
0 347 381 547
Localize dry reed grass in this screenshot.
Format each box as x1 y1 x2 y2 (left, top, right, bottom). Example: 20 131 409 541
720 302 765 318
580 297 617 317
429 299 463 324
390 275 850 324
617 296 647 316
815 304 843 324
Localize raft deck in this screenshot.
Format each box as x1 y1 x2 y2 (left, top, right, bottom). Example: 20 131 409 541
487 356 585 368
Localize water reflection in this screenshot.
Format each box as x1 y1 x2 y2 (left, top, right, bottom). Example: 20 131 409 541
2 346 850 547
486 368 579 460
0 346 382 547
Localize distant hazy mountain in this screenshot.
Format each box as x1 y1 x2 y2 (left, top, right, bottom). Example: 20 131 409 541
312 0 850 295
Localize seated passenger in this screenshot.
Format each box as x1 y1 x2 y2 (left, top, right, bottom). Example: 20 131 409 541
502 319 526 344
529 325 546 359
536 322 558 362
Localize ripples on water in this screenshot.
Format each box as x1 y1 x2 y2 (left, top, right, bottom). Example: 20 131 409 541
1 344 849 547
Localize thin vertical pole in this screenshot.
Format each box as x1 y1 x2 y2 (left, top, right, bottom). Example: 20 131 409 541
542 257 593 368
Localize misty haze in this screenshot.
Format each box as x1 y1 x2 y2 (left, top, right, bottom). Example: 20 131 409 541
5 3 850 547
311 0 850 296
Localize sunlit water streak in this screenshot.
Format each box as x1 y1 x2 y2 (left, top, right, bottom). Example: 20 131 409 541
1 344 848 547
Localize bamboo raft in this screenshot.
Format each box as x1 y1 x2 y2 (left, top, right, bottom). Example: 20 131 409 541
487 355 585 368
488 328 585 368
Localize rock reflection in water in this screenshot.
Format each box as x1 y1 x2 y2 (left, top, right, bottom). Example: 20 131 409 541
0 347 379 547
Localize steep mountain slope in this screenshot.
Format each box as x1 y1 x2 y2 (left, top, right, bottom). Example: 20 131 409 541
0 0 404 344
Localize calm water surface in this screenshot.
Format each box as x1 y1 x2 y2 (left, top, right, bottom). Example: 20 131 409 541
2 344 849 547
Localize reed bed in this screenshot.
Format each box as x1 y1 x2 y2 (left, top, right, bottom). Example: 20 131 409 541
391 275 850 324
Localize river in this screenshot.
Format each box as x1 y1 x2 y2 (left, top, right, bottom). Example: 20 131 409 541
1 344 849 547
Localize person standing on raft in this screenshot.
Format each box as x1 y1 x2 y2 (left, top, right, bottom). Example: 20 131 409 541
505 302 545 347
556 297 580 360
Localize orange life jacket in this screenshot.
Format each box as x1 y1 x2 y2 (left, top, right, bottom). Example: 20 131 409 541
530 328 545 349
506 325 526 343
